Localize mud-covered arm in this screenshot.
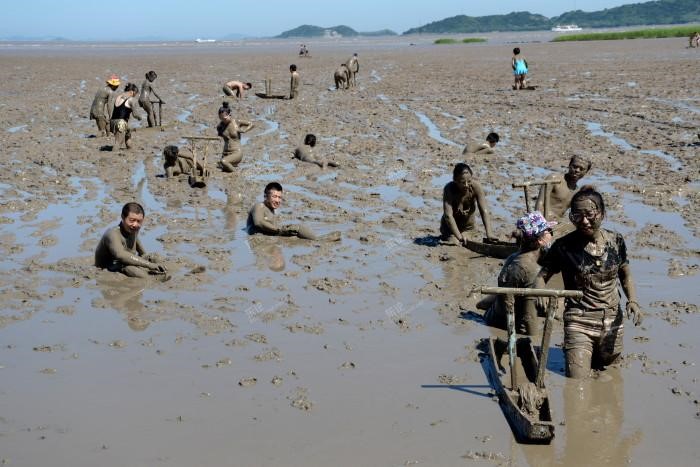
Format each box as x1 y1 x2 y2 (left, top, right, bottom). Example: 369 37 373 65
127 96 143 120
619 262 642 325
237 119 254 133
150 85 163 103
105 229 156 269
473 182 495 240
251 204 280 235
442 188 463 241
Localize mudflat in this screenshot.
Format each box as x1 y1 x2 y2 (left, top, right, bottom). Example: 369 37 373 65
0 35 698 466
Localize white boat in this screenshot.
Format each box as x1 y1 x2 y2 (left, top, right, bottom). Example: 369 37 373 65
551 24 582 32
195 38 216 43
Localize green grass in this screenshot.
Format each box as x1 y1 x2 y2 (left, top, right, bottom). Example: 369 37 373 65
552 25 700 42
434 37 487 44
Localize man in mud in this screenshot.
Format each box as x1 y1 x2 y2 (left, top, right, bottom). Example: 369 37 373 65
223 80 252 98
334 64 350 90
138 71 164 128
162 145 203 178
247 182 340 241
293 134 339 169
89 75 120 137
110 83 142 150
345 53 359 87
462 132 500 156
440 162 497 245
95 202 168 279
535 154 591 222
289 64 300 99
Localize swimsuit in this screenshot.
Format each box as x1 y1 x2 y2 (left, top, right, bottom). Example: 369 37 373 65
513 58 528 76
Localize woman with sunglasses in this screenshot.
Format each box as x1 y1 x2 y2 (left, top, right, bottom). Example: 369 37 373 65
531 185 643 378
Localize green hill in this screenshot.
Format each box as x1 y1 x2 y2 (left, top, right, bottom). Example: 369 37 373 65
403 0 700 34
276 25 396 38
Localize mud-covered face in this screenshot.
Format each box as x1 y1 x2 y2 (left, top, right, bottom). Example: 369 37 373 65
570 198 602 237
454 171 472 191
265 189 283 211
567 159 589 181
122 212 144 235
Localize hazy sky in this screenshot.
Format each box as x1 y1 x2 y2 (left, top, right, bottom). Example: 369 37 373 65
5 0 640 40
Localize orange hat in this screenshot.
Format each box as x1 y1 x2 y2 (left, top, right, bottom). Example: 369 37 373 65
106 75 121 86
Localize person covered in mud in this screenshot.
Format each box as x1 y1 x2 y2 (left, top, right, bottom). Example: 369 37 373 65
223 80 252 98
440 162 497 245
216 101 254 172
89 75 121 137
162 145 203 178
511 47 528 90
462 132 500 155
247 182 340 241
138 71 164 128
110 83 142 150
535 154 591 223
293 134 339 169
345 53 359 87
689 31 699 48
334 63 349 90
480 211 556 335
289 64 300 99
529 186 643 379
95 202 168 279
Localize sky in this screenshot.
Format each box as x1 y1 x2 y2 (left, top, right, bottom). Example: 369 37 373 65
4 0 641 40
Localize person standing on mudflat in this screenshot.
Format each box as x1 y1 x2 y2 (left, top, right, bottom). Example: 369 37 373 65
345 53 359 87
110 83 142 149
289 64 300 99
530 186 642 379
511 47 528 90
95 202 168 279
90 75 120 136
139 71 164 127
216 101 254 172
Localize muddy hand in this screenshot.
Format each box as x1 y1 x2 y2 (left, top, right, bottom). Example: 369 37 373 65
626 301 643 326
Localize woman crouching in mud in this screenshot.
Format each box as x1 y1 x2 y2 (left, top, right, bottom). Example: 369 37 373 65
530 186 643 378
216 101 254 172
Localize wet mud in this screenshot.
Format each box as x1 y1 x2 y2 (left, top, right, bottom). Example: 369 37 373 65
0 36 698 466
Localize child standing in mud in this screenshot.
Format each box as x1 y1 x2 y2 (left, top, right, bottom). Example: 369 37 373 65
216 101 254 172
139 71 164 127
289 64 300 99
90 75 121 136
110 83 142 150
512 47 528 90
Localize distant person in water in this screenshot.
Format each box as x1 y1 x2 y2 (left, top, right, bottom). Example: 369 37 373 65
440 162 497 245
247 182 341 241
462 132 500 155
293 134 339 169
289 64 300 99
216 101 254 172
512 47 528 90
223 80 252 98
162 145 203 178
535 154 591 224
110 83 142 150
95 202 168 280
139 71 164 127
90 75 120 136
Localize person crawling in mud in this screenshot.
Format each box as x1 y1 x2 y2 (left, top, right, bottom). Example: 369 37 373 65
440 163 497 245
110 83 142 150
529 186 642 379
223 80 252 98
535 154 591 223
247 182 341 241
462 132 500 155
293 134 339 169
95 202 169 280
479 211 556 335
162 145 203 178
89 75 120 137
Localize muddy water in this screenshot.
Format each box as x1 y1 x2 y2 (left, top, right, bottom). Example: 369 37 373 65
0 36 698 467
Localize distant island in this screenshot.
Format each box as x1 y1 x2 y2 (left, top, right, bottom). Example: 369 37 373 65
276 24 397 38
403 0 700 34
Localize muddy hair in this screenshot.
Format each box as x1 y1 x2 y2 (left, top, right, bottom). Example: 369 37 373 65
121 202 144 219
569 154 592 171
304 133 316 146
571 185 606 217
218 101 231 116
146 70 157 81
124 82 138 94
163 145 179 165
264 182 283 195
486 132 500 144
453 162 473 179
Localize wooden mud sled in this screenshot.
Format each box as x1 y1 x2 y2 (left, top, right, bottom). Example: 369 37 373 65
475 286 583 444
182 135 217 188
512 179 560 216
255 77 287 99
465 238 518 259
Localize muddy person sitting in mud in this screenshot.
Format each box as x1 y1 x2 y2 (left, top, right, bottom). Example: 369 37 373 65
440 162 497 245
535 154 591 224
95 202 169 280
293 134 339 169
162 145 203 178
247 182 341 241
529 186 643 379
216 101 254 172
110 83 142 150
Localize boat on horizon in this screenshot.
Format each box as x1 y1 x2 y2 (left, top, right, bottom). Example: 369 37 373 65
195 38 216 43
551 24 582 32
